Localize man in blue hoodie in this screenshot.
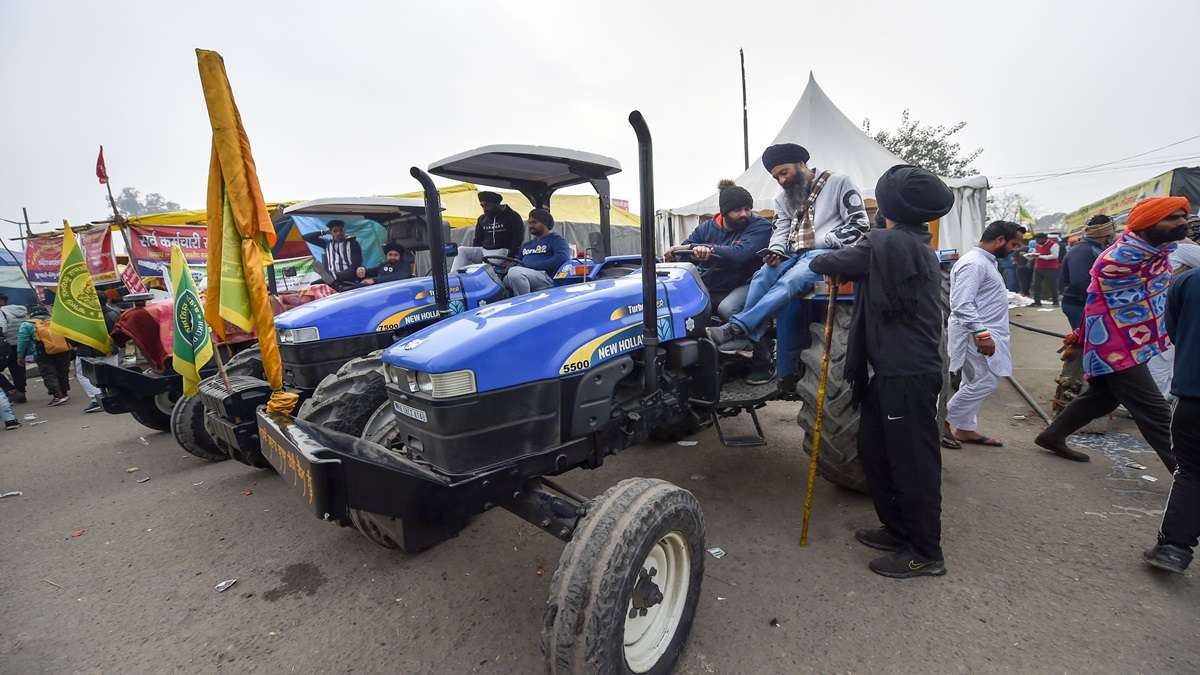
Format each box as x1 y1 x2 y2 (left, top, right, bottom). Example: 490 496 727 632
665 180 772 382
504 208 571 295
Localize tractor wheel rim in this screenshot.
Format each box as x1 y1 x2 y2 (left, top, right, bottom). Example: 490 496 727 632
154 391 175 415
623 530 690 673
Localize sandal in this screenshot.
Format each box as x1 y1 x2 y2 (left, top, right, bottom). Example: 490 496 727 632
941 433 962 449
958 435 1003 447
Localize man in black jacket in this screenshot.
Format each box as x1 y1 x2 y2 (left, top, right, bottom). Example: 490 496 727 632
809 165 955 579
361 244 412 285
1059 215 1115 329
451 191 526 272
302 220 364 291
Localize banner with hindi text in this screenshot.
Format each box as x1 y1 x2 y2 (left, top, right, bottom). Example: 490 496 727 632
24 235 63 286
128 224 208 277
79 226 118 284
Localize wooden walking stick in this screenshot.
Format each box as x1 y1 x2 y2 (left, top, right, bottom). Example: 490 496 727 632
801 279 839 546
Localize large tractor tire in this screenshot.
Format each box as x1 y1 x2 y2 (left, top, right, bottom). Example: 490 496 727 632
796 266 954 494
350 402 407 549
297 350 386 437
794 304 866 493
128 390 175 432
172 346 263 462
171 394 226 461
543 478 704 675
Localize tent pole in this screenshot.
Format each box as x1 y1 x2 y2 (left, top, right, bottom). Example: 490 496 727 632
740 48 749 171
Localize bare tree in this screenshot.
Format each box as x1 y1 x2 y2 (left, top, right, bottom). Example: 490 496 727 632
863 110 983 178
986 191 1034 223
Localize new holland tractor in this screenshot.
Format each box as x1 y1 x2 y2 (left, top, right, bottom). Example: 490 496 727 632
199 145 640 467
239 113 955 673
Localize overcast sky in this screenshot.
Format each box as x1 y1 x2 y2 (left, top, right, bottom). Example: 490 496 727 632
3 0 1199 245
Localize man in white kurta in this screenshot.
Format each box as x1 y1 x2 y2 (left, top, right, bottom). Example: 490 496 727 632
946 222 1025 446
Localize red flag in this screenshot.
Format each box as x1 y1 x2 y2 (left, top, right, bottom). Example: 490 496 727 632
121 263 147 293
96 145 108 185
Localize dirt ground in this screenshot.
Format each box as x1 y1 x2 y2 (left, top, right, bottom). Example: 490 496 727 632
2 306 1196 674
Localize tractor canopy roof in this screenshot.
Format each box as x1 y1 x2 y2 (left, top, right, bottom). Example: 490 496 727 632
429 145 621 207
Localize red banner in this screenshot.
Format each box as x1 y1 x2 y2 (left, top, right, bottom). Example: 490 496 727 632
25 235 63 286
127 224 208 278
80 227 118 285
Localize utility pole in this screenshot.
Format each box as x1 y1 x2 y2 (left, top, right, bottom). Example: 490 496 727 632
740 48 749 170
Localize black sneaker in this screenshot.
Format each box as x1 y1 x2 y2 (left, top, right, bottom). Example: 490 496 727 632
82 400 103 414
1144 544 1191 574
706 323 751 354
855 527 905 552
4 420 19 430
868 550 946 578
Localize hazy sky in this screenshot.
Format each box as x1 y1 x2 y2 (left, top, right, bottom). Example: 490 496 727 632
4 0 1199 244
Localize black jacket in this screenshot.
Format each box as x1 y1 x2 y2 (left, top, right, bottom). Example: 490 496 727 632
367 260 412 283
1167 268 1200 398
1059 238 1104 304
473 205 525 258
74 304 122 358
810 226 943 384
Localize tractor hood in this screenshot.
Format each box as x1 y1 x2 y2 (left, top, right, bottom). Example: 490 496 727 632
383 264 709 393
274 267 499 340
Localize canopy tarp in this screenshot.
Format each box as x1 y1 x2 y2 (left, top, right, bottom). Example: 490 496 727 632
662 72 989 255
0 247 36 306
394 182 640 228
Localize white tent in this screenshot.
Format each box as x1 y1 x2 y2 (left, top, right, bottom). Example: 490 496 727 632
659 73 989 255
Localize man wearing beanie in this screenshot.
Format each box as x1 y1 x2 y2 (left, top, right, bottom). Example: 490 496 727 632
809 164 954 578
665 180 773 382
1059 214 1116 329
707 143 870 385
1035 196 1191 469
451 190 526 272
502 208 570 295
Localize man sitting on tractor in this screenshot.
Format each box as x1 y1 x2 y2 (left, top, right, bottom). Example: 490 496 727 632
360 244 411 286
665 179 773 384
503 209 571 296
451 190 526 272
706 143 870 383
302 219 365 291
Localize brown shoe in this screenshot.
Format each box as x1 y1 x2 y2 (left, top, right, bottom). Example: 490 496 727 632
1035 432 1090 462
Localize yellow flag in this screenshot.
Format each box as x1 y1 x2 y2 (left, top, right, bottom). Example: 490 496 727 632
50 220 112 354
196 48 284 393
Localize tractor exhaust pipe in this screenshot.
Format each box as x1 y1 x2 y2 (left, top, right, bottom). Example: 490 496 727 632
410 166 451 315
629 111 658 396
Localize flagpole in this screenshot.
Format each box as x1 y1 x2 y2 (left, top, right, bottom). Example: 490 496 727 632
209 332 234 392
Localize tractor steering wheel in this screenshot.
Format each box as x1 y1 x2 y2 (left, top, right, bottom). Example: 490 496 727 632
483 254 523 268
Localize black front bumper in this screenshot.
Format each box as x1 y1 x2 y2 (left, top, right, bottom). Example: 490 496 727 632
256 409 593 552
280 332 395 390
81 357 208 414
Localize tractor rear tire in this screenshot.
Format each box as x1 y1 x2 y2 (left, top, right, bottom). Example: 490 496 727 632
224 345 264 380
128 391 174 432
297 351 386 437
795 303 867 493
543 478 704 675
171 394 227 461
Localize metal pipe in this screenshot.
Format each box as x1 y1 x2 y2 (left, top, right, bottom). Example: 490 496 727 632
1006 374 1053 424
628 111 658 397
409 167 450 314
1010 319 1066 340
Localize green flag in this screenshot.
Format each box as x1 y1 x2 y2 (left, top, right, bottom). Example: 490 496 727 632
170 244 214 396
50 220 112 354
1018 204 1037 227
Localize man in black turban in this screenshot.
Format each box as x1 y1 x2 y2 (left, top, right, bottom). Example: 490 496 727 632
706 143 870 390
451 189 526 271
809 164 955 579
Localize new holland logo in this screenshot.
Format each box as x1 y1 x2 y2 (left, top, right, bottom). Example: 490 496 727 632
401 338 424 350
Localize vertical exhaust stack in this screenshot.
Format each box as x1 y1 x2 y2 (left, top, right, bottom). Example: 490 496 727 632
410 166 451 315
628 111 658 396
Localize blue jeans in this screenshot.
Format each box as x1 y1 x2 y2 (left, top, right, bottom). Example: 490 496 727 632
0 387 13 423
730 249 827 341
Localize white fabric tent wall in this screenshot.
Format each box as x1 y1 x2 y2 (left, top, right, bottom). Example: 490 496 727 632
663 73 988 253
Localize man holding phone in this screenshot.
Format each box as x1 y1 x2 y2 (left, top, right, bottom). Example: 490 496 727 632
707 143 870 382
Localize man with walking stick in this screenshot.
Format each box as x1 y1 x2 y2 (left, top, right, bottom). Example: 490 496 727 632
809 165 955 578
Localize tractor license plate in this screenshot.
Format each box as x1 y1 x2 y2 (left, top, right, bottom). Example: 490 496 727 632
394 400 428 423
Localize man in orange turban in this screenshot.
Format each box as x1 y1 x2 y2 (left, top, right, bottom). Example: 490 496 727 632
1036 196 1191 468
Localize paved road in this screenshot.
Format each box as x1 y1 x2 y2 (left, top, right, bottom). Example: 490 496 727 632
2 306 1196 673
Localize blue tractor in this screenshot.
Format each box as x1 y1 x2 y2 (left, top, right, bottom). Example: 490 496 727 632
246 114 954 672
198 146 639 467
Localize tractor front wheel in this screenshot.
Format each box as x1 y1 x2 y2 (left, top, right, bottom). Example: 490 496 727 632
298 351 386 437
543 478 704 675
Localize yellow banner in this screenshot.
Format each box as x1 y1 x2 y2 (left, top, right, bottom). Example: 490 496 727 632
1065 170 1175 235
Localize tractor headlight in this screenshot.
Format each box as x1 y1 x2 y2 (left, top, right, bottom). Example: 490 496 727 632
278 326 320 344
385 365 475 398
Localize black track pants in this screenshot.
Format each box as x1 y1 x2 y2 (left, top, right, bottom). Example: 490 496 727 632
857 372 944 560
1159 396 1200 555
